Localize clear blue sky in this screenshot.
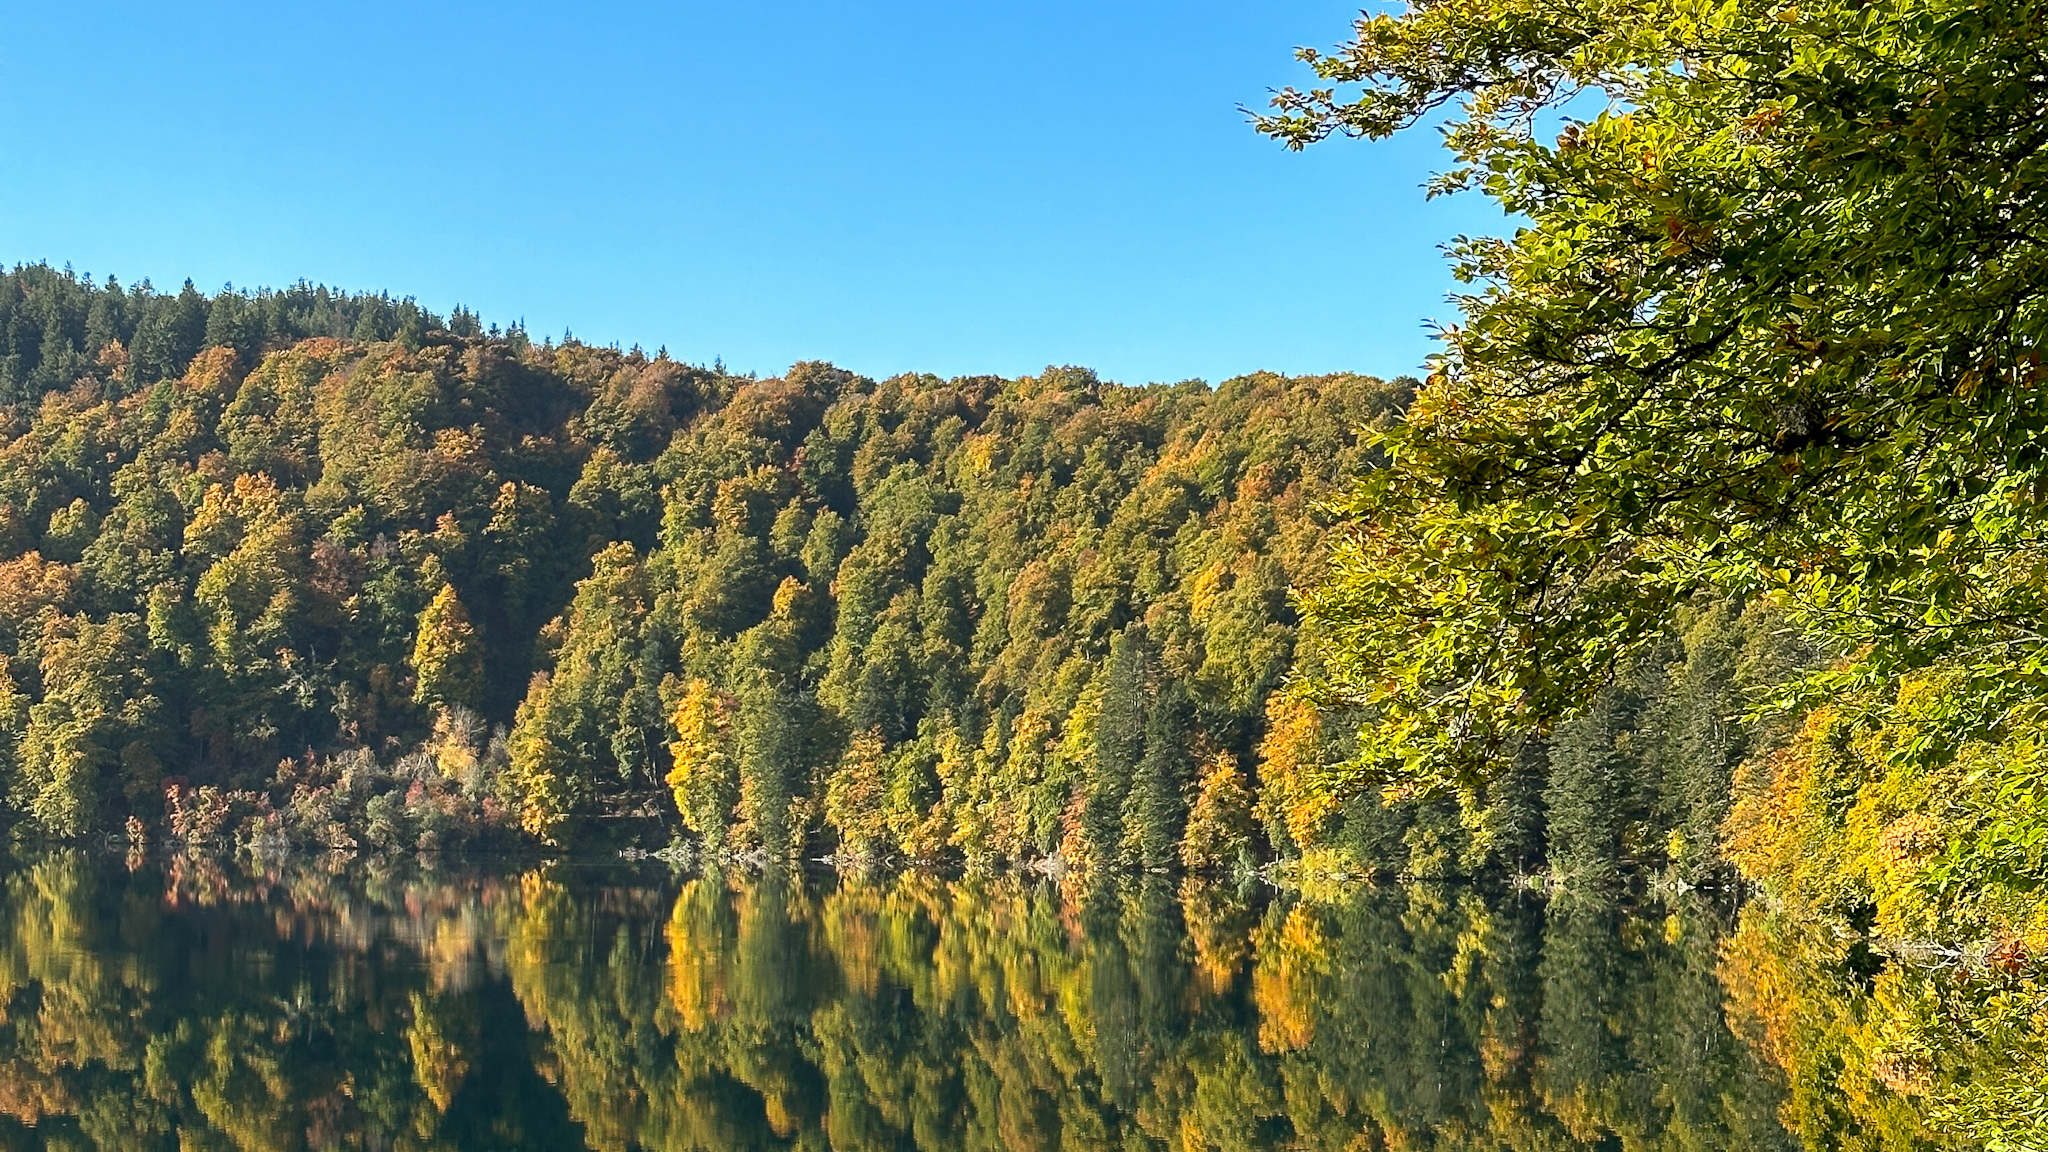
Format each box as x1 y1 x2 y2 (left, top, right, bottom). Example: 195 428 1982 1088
0 1 1497 385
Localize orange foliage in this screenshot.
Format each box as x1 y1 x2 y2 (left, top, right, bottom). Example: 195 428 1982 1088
1254 692 1337 851
1722 705 1861 914
0 552 74 625
1252 905 1328 1053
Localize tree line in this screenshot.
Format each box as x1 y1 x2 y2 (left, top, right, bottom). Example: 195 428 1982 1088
0 260 1835 886
0 263 1427 873
0 263 495 404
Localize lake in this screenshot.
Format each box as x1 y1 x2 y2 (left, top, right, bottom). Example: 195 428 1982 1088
0 851 1927 1150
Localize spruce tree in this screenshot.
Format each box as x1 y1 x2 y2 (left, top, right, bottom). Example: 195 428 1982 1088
1123 681 1194 871
735 669 801 861
1542 687 1642 887
1085 628 1150 869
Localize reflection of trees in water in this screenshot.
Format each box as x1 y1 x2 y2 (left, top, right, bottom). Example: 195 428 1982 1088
0 851 577 1150
1719 906 2048 1152
511 870 1806 1151
0 852 1879 1150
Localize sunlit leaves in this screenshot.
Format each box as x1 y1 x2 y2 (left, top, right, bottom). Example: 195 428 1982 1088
1268 0 2048 804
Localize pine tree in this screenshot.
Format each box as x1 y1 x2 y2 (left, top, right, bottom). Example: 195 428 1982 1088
735 669 802 861
1543 687 1642 887
1123 681 1194 870
126 281 207 386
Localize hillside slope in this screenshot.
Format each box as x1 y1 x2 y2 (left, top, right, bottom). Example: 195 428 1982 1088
0 263 1406 864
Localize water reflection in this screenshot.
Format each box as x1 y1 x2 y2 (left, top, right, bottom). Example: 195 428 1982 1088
0 852 1895 1150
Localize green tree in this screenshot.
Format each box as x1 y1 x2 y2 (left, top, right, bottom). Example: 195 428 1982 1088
1084 629 1151 870
15 615 158 835
127 280 207 385
1264 0 2048 797
503 543 654 843
1542 689 1641 889
823 727 890 864
1123 681 1194 871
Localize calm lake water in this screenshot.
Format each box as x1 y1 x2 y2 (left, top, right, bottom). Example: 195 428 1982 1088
0 852 1830 1150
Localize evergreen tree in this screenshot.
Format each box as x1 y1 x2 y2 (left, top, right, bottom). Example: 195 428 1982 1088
126 280 207 386
1542 687 1644 888
1084 628 1151 869
735 669 803 862
1123 680 1194 870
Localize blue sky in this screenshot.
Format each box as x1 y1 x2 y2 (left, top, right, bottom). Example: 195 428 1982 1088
0 1 1499 385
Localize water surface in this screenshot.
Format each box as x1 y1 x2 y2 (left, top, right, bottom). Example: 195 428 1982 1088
0 853 1819 1150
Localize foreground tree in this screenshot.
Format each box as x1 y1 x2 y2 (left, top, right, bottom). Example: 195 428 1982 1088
1264 0 2048 797
1267 5 2048 1139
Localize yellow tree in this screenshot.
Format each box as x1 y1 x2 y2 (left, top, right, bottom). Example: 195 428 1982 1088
1181 753 1256 872
412 583 483 712
823 728 889 864
1252 692 1334 856
506 674 578 844
667 678 739 850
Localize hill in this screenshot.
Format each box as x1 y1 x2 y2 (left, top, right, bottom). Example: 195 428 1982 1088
0 262 1405 865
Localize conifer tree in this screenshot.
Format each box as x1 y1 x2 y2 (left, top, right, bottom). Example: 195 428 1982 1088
1084 628 1151 869
1124 681 1194 870
1543 689 1643 887
735 669 802 861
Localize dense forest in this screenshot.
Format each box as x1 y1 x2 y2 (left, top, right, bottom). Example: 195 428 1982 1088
0 262 1809 889
12 0 2048 1139
0 262 1420 873
7 0 2048 1136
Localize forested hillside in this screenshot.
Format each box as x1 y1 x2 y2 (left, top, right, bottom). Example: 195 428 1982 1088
0 262 1435 870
